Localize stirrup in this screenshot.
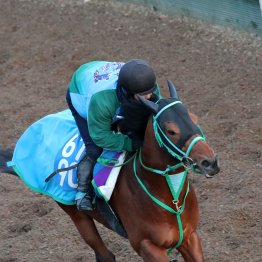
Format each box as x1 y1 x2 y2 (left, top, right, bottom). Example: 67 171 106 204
75 192 94 211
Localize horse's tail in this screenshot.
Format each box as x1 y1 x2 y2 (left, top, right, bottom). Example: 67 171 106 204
0 148 17 176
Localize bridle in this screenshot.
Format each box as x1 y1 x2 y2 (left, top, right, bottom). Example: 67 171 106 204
139 100 206 175
132 99 207 251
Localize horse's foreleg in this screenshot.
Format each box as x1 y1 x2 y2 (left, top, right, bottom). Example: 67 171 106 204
138 239 169 262
178 231 204 262
58 203 115 262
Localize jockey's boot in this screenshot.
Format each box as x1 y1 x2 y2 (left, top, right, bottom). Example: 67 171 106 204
75 155 95 211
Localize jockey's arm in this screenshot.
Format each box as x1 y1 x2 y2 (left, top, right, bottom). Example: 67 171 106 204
88 90 133 152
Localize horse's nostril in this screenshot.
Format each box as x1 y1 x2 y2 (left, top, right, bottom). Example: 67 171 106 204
201 160 211 168
212 159 218 168
202 157 220 176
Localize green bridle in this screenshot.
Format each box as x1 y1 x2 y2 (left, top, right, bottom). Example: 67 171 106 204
133 100 206 251
153 101 206 172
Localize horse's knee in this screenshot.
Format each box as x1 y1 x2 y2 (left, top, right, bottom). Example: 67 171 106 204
178 231 203 262
139 239 168 262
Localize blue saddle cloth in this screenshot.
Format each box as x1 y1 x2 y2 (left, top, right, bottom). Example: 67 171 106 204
8 109 124 205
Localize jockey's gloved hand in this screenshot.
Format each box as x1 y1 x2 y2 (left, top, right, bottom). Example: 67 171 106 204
131 136 143 151
149 93 159 102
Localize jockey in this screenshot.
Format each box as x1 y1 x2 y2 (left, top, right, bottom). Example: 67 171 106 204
66 59 161 211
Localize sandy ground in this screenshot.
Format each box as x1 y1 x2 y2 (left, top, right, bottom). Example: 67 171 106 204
0 0 261 261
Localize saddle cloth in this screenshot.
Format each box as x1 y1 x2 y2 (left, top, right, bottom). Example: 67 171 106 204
93 150 126 201
7 109 125 205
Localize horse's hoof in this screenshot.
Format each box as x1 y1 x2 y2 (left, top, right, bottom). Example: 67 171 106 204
95 253 116 262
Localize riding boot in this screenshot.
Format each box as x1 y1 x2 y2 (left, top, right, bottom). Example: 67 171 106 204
75 155 95 211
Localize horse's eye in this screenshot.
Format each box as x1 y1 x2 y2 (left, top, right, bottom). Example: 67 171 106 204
167 130 176 136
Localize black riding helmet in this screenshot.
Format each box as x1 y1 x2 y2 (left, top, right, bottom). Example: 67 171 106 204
118 59 157 96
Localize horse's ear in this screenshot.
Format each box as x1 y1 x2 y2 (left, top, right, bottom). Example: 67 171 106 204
189 112 198 125
167 80 179 100
137 95 158 114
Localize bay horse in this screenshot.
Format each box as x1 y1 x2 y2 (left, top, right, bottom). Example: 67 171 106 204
1 81 219 262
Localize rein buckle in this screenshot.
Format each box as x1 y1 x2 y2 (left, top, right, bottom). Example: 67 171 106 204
172 200 181 212
182 156 194 167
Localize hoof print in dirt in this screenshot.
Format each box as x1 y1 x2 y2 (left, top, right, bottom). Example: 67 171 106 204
0 185 9 193
33 206 53 217
32 201 53 217
9 223 32 235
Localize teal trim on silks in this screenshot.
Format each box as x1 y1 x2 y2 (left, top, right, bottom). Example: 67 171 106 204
11 166 76 205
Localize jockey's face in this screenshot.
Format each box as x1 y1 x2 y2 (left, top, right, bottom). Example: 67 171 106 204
134 93 153 100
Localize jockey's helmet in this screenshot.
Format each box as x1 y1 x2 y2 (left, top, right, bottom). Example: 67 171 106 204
118 59 157 96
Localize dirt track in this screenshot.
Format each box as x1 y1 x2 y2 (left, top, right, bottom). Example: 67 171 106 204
0 0 261 261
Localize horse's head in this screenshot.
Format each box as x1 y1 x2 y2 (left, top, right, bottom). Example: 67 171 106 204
138 80 220 177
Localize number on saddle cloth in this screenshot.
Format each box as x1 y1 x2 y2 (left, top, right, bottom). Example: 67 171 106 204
7 109 127 205
92 150 127 202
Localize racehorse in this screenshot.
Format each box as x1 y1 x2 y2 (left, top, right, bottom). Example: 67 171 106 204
0 81 219 262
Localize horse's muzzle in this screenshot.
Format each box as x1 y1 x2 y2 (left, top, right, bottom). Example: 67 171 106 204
198 156 220 177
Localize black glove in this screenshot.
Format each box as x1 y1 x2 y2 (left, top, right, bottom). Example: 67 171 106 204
119 97 151 139
131 136 143 151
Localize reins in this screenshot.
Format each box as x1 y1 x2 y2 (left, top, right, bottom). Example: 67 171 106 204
45 150 136 183
45 163 79 182
96 151 136 167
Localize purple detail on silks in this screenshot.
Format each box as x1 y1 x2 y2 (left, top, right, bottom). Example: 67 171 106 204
94 169 111 187
93 152 122 187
